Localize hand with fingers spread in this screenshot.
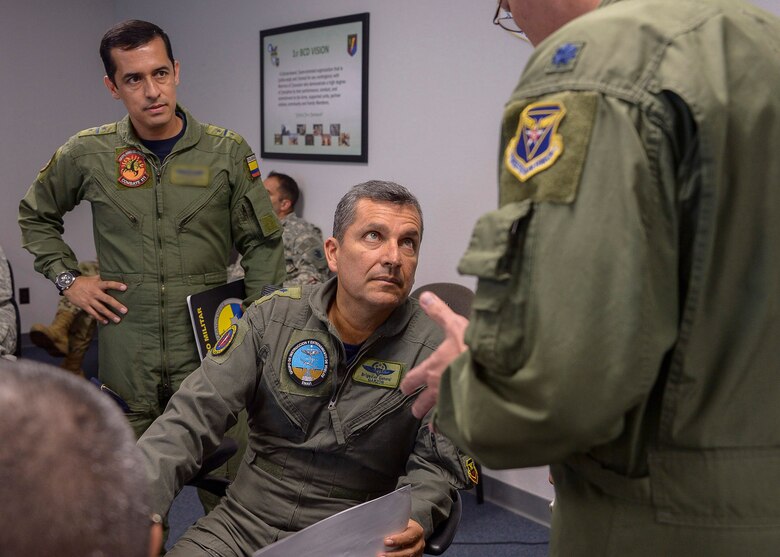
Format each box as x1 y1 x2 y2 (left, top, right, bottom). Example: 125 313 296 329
380 519 425 557
400 292 469 419
63 275 128 325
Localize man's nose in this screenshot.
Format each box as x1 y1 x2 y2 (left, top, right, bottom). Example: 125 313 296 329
143 76 160 98
382 242 402 267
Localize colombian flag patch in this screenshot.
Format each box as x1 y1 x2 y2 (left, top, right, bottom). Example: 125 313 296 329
246 154 261 180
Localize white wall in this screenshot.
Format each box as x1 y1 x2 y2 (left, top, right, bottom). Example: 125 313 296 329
2 0 118 328
113 0 524 292
6 0 778 505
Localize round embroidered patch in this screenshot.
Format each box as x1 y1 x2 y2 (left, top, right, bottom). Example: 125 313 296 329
286 340 329 387
117 148 149 187
212 324 238 356
214 298 244 337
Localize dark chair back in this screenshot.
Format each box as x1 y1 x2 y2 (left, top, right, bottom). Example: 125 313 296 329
410 282 474 318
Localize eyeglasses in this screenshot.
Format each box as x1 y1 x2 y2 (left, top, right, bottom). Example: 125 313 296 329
493 1 529 41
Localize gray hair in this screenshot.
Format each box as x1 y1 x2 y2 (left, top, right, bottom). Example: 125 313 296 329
332 180 423 242
0 359 150 557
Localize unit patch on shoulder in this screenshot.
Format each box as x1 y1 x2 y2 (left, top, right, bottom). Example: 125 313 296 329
205 124 243 144
287 339 330 387
546 42 585 74
259 213 282 237
465 457 479 484
246 154 261 180
505 101 567 183
212 324 238 356
499 91 597 206
352 358 405 389
116 148 151 189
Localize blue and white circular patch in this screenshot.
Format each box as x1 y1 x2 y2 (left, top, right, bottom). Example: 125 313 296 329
212 324 238 356
286 339 329 387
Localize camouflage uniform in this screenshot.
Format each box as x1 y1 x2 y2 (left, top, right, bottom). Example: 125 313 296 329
228 214 329 286
0 245 16 358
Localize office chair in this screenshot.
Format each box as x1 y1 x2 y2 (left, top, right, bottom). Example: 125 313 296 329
410 282 484 505
424 490 463 555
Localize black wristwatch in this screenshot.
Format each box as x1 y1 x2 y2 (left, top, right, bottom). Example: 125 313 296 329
54 269 82 295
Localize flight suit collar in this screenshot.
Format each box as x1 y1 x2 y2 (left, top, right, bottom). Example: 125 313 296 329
116 104 202 153
309 277 417 342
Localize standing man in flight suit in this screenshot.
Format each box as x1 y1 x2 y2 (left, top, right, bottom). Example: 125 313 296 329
19 20 285 438
402 0 780 555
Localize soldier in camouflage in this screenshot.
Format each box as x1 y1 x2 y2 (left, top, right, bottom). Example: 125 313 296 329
0 245 17 359
228 172 329 286
29 260 99 376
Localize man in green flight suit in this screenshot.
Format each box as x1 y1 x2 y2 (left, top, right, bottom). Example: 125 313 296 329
402 0 780 555
18 20 284 442
138 181 471 556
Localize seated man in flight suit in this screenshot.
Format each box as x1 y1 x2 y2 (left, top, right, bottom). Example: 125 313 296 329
137 181 472 557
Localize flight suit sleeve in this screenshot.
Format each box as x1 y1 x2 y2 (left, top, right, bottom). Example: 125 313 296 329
434 92 681 469
136 307 267 516
18 145 84 280
397 414 473 537
229 143 286 302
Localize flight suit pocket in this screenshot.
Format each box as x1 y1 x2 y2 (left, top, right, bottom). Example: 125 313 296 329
457 200 534 373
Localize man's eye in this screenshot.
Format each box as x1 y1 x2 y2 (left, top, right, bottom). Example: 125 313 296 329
401 239 417 252
365 231 380 241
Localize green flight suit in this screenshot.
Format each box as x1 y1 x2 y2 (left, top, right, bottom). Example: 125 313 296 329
19 105 285 434
435 0 780 555
138 280 472 556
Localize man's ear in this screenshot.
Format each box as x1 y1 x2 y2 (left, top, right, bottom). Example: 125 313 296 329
173 60 180 86
280 198 292 215
324 237 339 274
103 76 121 100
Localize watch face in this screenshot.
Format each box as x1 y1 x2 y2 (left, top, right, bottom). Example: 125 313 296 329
56 272 75 290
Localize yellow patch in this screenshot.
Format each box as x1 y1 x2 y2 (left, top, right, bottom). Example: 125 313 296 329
352 358 405 389
465 457 479 484
504 101 566 183
499 91 598 206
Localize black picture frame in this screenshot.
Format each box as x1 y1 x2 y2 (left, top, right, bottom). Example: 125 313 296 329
260 13 369 163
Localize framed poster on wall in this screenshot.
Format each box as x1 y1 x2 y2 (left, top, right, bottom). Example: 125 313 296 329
260 13 369 163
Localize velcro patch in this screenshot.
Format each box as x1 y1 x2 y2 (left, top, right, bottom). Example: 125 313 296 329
205 124 243 144
352 358 405 389
499 91 598 206
169 164 210 186
464 457 479 484
259 213 282 237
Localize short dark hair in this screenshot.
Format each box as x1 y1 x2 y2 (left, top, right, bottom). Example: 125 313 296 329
332 180 423 242
268 171 300 208
100 19 175 84
0 359 150 557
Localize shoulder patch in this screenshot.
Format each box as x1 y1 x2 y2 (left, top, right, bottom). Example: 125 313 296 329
253 286 302 306
205 124 244 144
500 91 598 206
77 123 117 137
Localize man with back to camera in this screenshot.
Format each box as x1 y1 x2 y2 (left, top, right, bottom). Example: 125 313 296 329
401 0 780 555
0 358 163 557
228 170 330 286
18 20 285 437
137 181 473 556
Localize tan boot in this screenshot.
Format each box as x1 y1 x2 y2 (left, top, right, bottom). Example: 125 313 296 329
29 310 77 357
60 313 97 377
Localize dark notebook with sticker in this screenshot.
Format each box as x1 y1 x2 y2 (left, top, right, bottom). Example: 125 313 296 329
187 279 246 360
